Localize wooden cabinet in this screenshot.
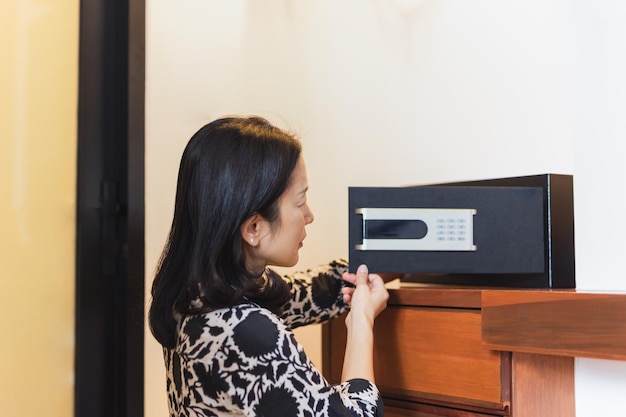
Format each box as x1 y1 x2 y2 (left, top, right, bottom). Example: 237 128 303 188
322 286 576 417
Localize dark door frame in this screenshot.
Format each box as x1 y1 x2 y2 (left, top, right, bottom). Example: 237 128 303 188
76 0 145 416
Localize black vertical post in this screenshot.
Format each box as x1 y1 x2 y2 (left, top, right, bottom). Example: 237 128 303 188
126 0 146 416
76 0 144 416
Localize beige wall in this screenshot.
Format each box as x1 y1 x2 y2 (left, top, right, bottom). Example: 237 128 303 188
0 1 78 416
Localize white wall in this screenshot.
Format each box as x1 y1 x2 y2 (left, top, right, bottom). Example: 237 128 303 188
569 1 626 415
145 0 624 415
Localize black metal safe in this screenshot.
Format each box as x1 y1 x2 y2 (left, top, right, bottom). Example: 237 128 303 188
348 174 575 288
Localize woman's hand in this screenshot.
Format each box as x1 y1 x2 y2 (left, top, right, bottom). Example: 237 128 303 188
340 264 389 383
341 264 389 326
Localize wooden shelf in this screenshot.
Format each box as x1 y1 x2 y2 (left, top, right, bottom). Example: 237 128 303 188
323 285 589 416
389 285 626 361
389 283 482 309
481 289 626 360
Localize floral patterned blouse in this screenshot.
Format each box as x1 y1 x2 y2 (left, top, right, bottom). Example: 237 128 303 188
163 259 383 417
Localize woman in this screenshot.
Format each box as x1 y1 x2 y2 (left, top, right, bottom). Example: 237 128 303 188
149 116 389 416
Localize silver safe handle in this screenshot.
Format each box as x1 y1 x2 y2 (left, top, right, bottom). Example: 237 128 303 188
355 208 477 251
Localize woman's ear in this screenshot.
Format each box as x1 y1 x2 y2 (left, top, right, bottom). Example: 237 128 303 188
241 214 263 247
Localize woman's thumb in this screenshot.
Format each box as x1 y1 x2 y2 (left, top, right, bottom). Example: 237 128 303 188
356 264 369 286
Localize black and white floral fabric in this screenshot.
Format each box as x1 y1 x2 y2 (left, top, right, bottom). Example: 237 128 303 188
163 259 383 417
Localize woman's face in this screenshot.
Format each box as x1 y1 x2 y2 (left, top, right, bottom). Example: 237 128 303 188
251 156 314 270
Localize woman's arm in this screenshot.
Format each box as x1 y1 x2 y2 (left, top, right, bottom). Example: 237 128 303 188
279 259 350 328
340 264 389 383
279 260 401 330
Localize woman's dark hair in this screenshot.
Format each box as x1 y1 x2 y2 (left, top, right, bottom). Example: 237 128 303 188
149 116 302 348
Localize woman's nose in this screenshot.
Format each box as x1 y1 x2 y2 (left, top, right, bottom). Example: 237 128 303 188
305 203 314 224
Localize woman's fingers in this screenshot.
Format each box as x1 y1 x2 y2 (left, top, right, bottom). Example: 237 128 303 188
342 271 356 286
367 273 386 290
342 265 389 313
341 286 354 304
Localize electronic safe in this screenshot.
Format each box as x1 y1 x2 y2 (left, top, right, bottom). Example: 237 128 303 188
348 174 574 288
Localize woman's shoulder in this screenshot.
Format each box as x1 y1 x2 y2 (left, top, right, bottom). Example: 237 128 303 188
177 302 291 362
178 303 285 346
